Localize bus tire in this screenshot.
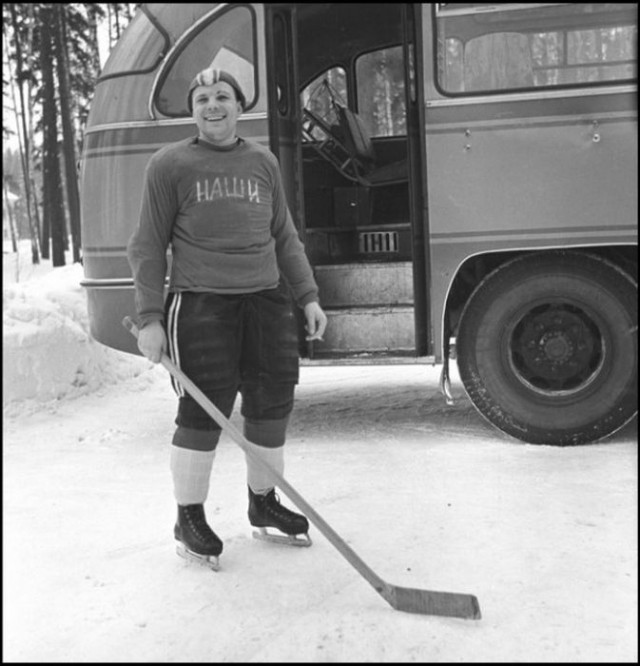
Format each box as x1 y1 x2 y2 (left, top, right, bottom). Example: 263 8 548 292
456 251 637 445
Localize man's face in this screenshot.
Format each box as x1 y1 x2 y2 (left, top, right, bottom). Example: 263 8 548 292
192 81 242 146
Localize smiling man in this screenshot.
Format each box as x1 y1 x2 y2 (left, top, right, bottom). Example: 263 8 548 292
127 67 327 570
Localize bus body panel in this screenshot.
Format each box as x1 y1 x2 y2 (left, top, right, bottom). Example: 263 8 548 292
79 3 637 443
422 95 637 356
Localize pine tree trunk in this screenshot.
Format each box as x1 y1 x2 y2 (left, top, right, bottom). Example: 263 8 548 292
24 3 43 260
107 3 113 48
86 4 102 76
3 181 19 253
40 3 67 267
7 3 40 263
54 4 82 263
114 3 121 41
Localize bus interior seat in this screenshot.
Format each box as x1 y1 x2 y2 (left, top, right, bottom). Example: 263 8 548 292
301 82 408 188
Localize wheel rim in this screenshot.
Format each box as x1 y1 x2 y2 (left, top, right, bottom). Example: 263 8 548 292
509 302 605 396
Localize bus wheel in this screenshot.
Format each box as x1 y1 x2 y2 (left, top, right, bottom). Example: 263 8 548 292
456 251 637 445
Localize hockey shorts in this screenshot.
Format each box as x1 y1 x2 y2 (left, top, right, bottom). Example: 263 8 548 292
164 285 300 431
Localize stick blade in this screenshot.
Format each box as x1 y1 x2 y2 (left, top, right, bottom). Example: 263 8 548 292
386 585 481 620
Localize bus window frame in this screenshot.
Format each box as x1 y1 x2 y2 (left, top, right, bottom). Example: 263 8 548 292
150 3 259 119
354 43 407 138
301 44 409 140
300 65 348 136
97 5 170 82
432 2 638 98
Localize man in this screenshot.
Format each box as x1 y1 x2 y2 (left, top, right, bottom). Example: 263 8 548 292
127 67 327 568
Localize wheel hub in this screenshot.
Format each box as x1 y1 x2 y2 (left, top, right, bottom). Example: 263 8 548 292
540 331 573 363
511 304 603 392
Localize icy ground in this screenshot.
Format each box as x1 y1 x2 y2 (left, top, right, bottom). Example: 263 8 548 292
3 243 638 662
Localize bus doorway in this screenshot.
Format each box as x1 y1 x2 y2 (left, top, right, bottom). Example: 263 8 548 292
265 4 429 360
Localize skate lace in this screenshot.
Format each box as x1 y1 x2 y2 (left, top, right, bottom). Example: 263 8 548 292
263 491 296 522
184 506 216 540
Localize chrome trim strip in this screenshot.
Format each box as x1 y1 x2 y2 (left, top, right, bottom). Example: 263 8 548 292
432 232 637 245
436 3 567 18
426 84 637 108
84 112 268 136
80 279 135 288
80 278 169 288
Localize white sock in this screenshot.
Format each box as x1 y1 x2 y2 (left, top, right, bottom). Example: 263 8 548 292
170 446 216 505
244 441 284 495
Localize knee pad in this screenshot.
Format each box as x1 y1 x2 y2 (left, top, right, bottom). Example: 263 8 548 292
172 426 222 452
244 416 289 449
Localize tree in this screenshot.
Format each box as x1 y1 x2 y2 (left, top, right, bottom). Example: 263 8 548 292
39 3 66 265
3 148 30 239
3 178 19 252
54 4 81 262
5 3 41 263
65 4 106 138
3 3 138 266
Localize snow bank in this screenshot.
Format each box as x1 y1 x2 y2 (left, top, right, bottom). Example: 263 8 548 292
2 252 152 415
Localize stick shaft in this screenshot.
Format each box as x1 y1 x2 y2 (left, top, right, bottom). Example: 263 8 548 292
123 316 481 619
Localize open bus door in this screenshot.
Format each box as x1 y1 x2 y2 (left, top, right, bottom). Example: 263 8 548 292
264 6 310 356
266 3 430 361
264 7 304 234
401 4 430 358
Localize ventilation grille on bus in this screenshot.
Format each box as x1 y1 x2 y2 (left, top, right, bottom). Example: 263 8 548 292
358 231 399 254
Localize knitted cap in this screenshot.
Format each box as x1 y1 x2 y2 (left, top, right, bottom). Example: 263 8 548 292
187 68 246 113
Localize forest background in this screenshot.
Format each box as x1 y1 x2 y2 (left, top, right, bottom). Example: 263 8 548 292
3 3 137 271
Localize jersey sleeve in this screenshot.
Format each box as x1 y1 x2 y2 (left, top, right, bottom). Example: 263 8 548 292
126 153 178 327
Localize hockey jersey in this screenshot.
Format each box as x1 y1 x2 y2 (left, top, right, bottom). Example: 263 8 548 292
127 136 319 327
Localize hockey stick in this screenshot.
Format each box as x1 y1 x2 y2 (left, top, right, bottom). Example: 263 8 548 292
123 316 481 620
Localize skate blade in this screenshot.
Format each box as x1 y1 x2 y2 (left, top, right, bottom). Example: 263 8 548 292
176 543 220 571
252 527 312 547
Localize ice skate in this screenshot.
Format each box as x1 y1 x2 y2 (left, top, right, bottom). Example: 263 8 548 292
174 503 223 570
248 487 312 547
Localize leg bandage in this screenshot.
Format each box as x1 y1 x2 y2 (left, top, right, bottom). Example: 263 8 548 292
243 417 288 494
170 431 219 504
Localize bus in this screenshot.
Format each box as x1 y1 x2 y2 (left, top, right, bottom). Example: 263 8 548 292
79 3 637 445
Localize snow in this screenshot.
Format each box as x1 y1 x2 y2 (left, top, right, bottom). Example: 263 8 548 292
3 244 151 413
3 241 637 662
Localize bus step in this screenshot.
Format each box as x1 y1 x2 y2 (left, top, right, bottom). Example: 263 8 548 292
314 305 415 354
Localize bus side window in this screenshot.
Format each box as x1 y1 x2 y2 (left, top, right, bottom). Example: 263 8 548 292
436 4 637 95
356 46 406 137
464 33 533 91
